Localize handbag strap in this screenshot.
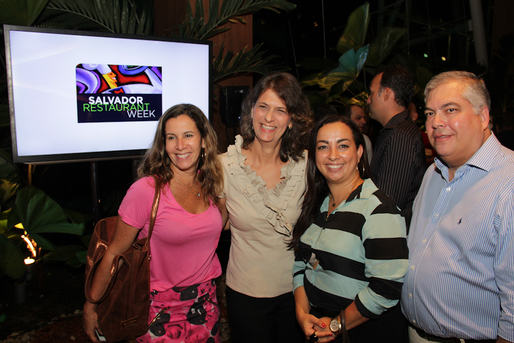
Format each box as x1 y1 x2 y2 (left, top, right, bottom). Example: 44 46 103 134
145 181 161 258
147 181 161 241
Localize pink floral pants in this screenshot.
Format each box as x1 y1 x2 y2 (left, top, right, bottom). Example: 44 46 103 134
137 279 220 343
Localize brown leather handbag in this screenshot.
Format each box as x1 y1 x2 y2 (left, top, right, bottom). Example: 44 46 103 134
85 187 160 342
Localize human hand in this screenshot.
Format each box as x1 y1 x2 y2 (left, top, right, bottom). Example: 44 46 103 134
311 317 335 342
83 301 100 342
297 313 334 342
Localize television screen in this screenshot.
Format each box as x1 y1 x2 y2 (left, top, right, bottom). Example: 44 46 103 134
4 25 212 164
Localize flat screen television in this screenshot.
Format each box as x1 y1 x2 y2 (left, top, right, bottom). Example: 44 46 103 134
4 25 212 164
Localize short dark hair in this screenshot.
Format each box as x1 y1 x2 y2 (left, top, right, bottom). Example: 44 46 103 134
377 64 415 109
340 104 364 118
239 72 313 162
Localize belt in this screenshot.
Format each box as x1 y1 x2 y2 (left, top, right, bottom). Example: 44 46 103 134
414 326 495 343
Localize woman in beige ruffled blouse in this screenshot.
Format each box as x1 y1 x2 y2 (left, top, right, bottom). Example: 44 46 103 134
220 72 313 343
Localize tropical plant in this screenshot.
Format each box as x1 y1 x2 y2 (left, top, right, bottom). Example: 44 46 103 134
300 3 408 109
0 152 85 279
170 0 295 82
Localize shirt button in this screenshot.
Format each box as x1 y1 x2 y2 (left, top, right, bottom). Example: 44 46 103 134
411 265 415 270
435 213 439 218
412 319 417 324
409 293 412 298
422 239 427 244
446 187 451 191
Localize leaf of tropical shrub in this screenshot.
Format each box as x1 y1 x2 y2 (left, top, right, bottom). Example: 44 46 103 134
0 234 26 279
336 3 369 55
75 250 88 265
366 27 406 67
15 186 84 235
15 186 67 229
318 45 369 91
30 222 84 234
28 232 57 251
43 244 86 262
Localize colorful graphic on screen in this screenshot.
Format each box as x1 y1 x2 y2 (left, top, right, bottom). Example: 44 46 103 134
76 64 162 123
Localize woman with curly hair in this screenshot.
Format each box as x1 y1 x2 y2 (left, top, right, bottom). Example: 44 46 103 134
84 104 226 343
221 72 313 343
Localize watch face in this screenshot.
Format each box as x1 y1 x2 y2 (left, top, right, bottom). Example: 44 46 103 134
329 317 341 333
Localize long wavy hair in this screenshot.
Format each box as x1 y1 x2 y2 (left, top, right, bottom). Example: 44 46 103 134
239 72 313 162
289 115 371 251
137 104 223 207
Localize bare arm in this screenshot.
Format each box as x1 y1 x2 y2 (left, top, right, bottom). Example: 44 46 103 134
83 217 140 342
498 336 513 343
341 302 369 331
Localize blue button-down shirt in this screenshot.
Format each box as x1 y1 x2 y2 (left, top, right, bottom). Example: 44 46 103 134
401 134 514 341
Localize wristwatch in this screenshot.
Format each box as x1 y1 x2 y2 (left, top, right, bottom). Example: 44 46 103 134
329 315 342 334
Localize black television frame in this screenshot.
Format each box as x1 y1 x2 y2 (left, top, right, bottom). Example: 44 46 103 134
4 25 213 164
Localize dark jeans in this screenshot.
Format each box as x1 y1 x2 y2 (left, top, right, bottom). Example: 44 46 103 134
226 286 304 343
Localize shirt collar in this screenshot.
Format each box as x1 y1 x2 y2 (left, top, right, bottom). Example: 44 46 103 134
434 132 501 176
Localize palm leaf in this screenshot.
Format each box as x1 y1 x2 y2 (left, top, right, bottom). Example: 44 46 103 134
174 0 296 41
212 43 285 83
0 0 50 26
44 0 152 34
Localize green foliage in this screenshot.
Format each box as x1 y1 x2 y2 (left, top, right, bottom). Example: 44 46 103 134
0 0 51 26
336 3 369 55
0 231 26 279
0 149 22 206
0 152 86 279
301 3 409 107
44 0 153 34
173 0 296 79
174 0 296 41
212 42 283 83
366 27 407 68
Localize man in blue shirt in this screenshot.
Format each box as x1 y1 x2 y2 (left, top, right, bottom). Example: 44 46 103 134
401 71 514 343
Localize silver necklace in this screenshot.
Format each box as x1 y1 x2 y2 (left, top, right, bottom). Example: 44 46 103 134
174 177 201 197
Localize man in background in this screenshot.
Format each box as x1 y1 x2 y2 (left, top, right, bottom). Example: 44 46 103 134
367 64 425 229
340 104 373 163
